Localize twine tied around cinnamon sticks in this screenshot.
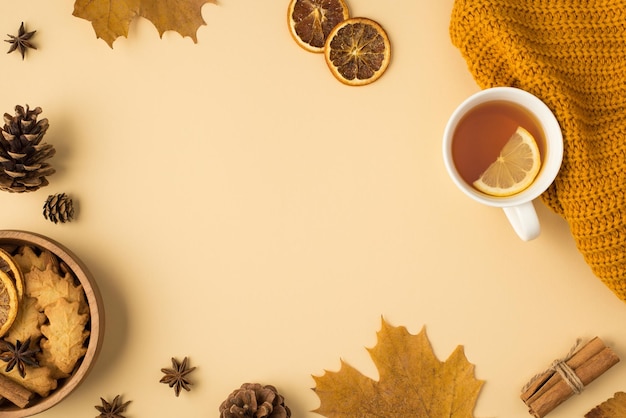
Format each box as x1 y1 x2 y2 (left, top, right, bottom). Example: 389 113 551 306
522 339 584 395
520 337 620 418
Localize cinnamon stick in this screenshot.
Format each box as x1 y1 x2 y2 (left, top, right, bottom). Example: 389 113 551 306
521 337 620 418
521 337 605 402
0 374 33 408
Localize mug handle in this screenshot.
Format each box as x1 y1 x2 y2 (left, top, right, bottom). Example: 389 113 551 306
502 202 540 241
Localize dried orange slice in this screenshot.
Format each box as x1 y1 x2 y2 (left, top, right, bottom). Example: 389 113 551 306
288 0 350 53
324 17 391 86
0 248 24 302
0 269 18 338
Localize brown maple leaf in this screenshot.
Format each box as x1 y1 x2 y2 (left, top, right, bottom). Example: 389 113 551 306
586 392 626 418
72 0 217 48
312 318 484 418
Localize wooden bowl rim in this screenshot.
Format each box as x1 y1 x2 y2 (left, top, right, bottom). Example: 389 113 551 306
0 230 105 417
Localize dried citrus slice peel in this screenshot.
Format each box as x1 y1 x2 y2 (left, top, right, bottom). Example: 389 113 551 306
324 17 391 86
0 269 19 338
0 248 24 302
473 126 542 197
288 0 350 53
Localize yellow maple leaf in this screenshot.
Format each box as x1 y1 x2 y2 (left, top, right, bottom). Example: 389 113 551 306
72 0 217 48
312 318 484 418
586 392 626 418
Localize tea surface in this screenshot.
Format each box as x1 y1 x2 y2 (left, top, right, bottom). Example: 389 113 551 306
452 101 545 186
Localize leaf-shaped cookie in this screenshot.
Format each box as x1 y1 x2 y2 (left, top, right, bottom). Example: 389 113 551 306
586 392 626 417
24 264 86 312
13 246 58 274
0 361 58 397
40 299 89 375
313 318 484 418
6 296 45 344
72 0 218 48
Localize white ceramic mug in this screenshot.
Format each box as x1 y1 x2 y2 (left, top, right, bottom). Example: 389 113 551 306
442 87 563 241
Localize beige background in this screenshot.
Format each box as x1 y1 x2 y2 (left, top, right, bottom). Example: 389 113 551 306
0 1 625 417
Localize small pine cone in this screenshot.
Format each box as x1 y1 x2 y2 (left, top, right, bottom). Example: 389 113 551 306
43 193 74 223
219 383 291 418
0 105 55 192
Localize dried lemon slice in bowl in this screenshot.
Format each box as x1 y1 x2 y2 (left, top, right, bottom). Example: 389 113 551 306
288 0 350 53
0 269 18 338
324 17 391 86
0 248 24 303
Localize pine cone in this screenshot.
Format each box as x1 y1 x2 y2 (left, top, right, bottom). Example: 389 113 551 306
219 383 291 418
0 105 55 192
43 193 74 223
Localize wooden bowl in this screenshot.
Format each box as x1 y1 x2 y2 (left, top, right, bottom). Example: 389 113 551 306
0 230 104 417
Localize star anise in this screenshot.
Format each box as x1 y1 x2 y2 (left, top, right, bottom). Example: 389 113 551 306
5 22 36 60
95 395 131 418
160 356 196 396
0 338 40 378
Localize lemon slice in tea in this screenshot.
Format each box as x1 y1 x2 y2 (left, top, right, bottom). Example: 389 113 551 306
324 17 391 86
473 126 542 197
288 0 349 53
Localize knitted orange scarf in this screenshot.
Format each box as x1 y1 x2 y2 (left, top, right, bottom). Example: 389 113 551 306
450 1 626 301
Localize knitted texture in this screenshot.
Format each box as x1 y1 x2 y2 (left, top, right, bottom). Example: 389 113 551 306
450 1 626 301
